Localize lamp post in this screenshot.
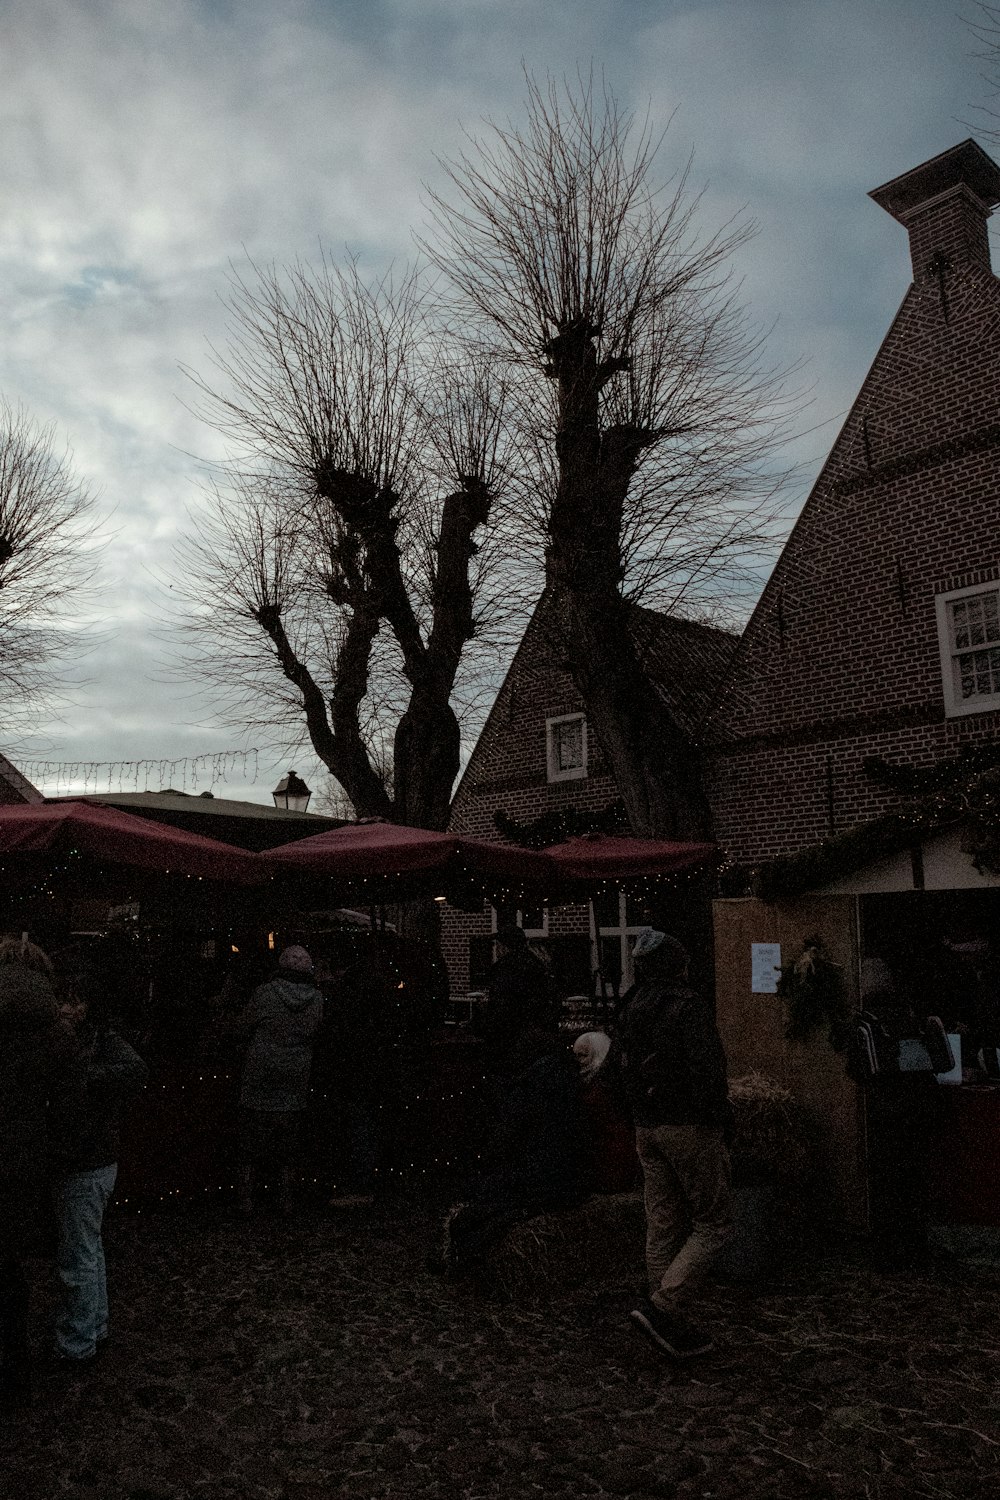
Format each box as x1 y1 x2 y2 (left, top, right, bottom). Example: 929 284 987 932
272 770 312 813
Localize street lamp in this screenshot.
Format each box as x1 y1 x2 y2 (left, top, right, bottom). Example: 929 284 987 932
272 770 312 813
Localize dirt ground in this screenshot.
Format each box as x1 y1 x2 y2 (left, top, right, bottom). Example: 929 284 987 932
4 1197 1000 1500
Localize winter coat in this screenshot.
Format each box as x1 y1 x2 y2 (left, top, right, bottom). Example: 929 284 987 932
476 950 560 1073
0 966 84 1256
615 979 730 1131
237 972 324 1112
51 1024 149 1174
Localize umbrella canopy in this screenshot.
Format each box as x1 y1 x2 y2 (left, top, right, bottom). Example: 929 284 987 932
540 833 718 883
264 820 458 878
0 801 262 885
263 820 554 901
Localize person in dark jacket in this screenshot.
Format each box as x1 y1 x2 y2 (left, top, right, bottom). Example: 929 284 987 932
233 945 323 1216
50 965 148 1367
0 938 84 1408
615 929 732 1359
476 925 560 1077
442 1029 591 1274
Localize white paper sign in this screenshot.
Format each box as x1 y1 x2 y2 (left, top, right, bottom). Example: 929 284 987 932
751 942 782 994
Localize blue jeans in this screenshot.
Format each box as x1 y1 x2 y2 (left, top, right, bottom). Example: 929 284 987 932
53 1164 117 1360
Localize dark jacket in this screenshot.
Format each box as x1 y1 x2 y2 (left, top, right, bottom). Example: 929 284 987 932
237 971 323 1112
477 949 560 1072
615 979 730 1130
0 967 84 1254
53 1023 149 1173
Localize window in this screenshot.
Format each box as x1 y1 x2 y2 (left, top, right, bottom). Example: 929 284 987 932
936 583 1000 717
489 904 548 937
546 713 587 782
590 889 651 999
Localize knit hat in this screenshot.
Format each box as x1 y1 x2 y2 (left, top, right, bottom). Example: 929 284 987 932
278 945 314 974
632 928 666 959
632 929 689 978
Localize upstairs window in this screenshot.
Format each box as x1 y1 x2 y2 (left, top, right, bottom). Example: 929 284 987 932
937 583 1000 717
546 713 587 782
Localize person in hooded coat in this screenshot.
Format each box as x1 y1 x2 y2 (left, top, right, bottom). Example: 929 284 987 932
615 929 732 1361
0 937 84 1410
234 945 323 1216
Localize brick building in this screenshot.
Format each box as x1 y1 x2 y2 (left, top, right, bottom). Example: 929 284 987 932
704 141 1000 1230
443 589 736 1001
704 139 1000 868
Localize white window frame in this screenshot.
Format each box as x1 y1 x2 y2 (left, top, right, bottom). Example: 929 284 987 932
489 905 548 938
546 712 588 782
589 891 648 997
936 581 1000 718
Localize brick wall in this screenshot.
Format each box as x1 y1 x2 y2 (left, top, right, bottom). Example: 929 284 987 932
705 144 1000 868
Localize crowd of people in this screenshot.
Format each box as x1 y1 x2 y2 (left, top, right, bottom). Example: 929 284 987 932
0 913 754 1414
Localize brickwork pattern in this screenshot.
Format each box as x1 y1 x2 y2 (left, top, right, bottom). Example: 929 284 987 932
705 168 1000 868
443 594 736 993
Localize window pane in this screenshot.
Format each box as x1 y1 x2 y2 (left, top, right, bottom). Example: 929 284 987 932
556 718 583 770
598 935 623 992
952 601 969 649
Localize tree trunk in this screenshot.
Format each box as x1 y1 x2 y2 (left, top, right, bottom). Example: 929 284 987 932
543 321 713 839
561 588 711 838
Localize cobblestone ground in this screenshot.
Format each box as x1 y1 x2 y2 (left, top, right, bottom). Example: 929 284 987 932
4 1199 1000 1499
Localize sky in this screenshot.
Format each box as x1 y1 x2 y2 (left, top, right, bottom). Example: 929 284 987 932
1 0 996 806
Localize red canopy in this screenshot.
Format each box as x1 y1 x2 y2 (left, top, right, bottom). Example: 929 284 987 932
263 820 553 896
0 801 262 884
540 833 718 882
264 820 458 878
263 821 714 895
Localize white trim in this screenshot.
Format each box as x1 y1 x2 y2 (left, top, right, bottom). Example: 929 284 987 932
546 712 588 782
936 580 1000 718
488 905 548 937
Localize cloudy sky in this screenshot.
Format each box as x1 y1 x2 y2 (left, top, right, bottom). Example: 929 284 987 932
1 0 995 805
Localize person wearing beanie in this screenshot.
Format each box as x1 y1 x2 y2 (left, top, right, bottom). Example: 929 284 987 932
233 945 323 1216
615 929 732 1360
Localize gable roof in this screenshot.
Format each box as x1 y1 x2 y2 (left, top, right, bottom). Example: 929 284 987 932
451 587 738 811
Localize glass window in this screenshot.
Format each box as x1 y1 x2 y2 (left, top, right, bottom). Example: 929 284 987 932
546 714 588 782
937 584 1000 718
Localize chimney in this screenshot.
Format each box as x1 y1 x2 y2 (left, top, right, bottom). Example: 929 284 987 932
869 139 1000 282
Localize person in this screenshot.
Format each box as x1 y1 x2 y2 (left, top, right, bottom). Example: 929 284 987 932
233 945 323 1217
0 937 84 1409
853 956 942 1271
441 1027 591 1275
614 929 732 1359
572 1031 639 1194
476 924 560 1078
314 949 393 1208
50 964 148 1369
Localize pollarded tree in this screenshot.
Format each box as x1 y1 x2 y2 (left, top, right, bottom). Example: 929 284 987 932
178 258 525 831
421 74 795 837
0 400 98 735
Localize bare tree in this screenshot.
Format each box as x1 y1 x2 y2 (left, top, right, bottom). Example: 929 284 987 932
0 400 98 736
965 3 1000 141
178 257 526 830
421 73 795 837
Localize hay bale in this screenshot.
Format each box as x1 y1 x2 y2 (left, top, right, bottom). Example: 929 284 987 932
475 1191 646 1299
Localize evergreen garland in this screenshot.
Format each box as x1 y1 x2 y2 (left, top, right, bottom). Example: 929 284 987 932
754 743 1000 899
494 801 630 849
